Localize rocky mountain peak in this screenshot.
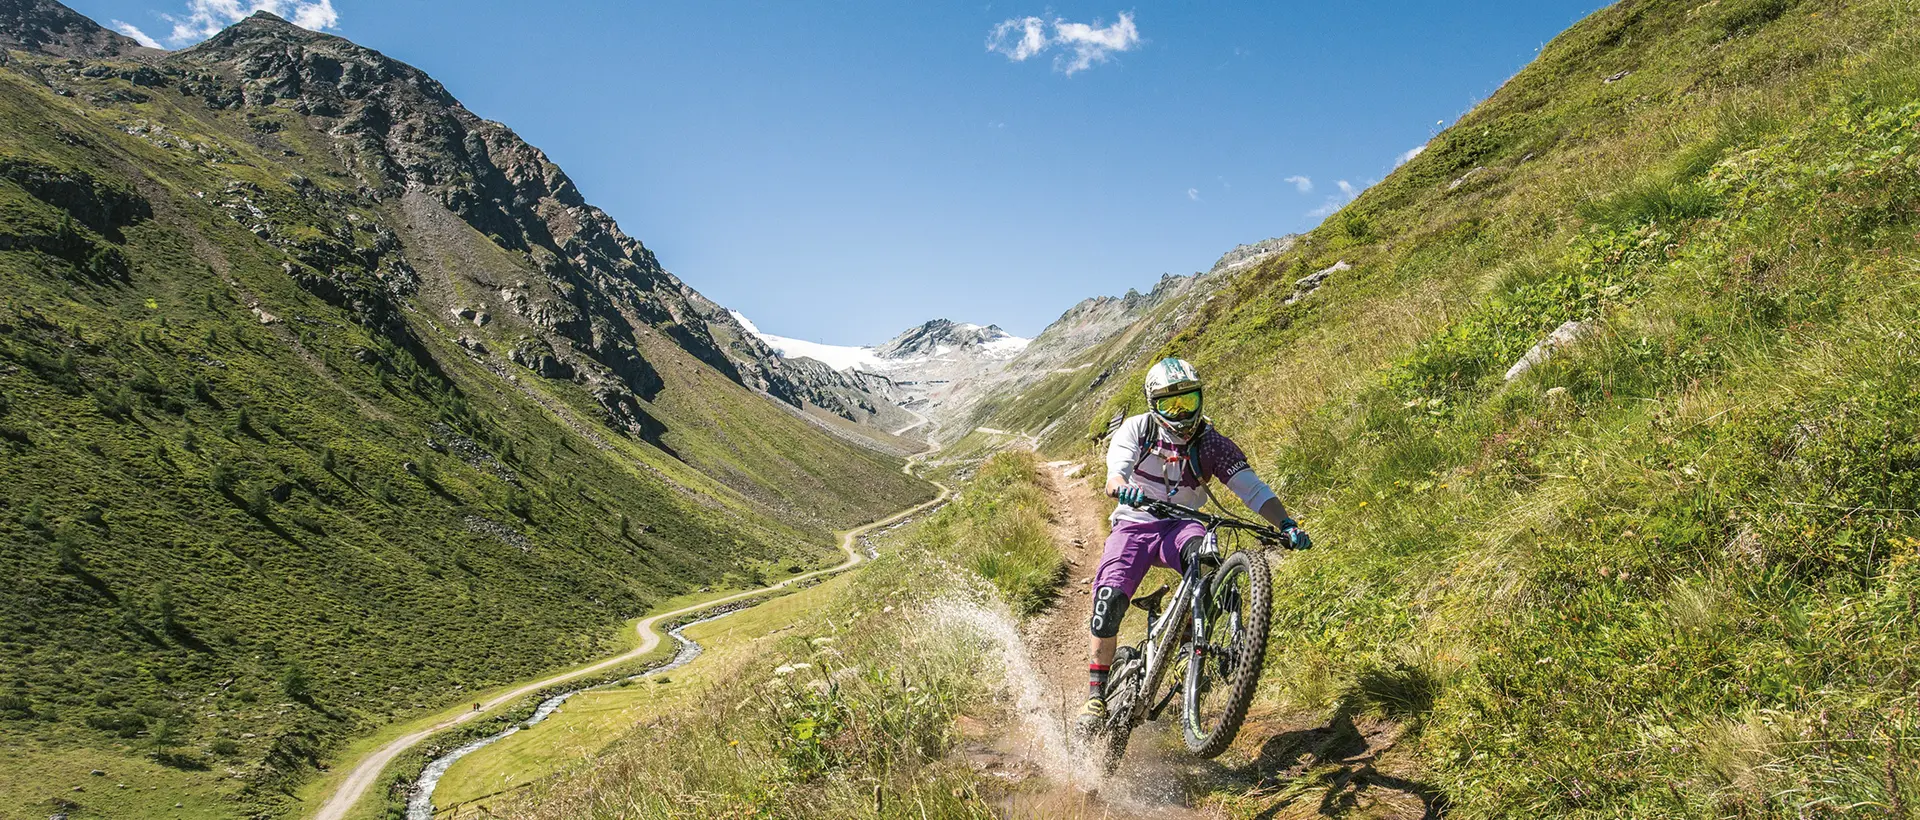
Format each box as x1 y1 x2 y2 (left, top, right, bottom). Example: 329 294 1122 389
0 0 146 58
874 318 1018 360
177 10 460 112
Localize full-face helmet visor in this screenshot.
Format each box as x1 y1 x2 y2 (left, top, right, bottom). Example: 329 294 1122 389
1151 390 1202 422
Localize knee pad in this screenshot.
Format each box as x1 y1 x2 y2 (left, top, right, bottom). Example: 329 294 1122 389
1089 585 1131 638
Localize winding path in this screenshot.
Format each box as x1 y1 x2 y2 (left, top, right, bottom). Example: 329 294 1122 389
311 451 948 820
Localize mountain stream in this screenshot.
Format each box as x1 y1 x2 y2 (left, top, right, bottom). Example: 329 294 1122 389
405 610 737 819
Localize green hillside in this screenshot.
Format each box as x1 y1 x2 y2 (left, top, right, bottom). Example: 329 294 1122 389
979 0 1920 815
0 8 929 819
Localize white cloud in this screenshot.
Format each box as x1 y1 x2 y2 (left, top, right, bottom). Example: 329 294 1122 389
986 12 1141 76
112 21 164 49
1284 175 1313 193
987 16 1048 61
1051 13 1141 75
162 0 340 46
1395 144 1427 167
1336 179 1356 198
1187 188 1199 201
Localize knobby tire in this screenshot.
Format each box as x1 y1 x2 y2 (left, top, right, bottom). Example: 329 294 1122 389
1181 549 1271 757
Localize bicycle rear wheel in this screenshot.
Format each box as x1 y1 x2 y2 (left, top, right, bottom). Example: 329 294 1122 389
1181 549 1271 757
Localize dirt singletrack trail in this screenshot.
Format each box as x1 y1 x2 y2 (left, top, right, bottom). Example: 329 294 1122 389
954 458 1219 819
1023 460 1109 717
982 459 1446 820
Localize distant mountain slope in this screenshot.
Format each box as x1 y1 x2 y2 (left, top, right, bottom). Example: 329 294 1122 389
0 0 145 58
0 4 929 816
727 311 1040 440
962 237 1296 441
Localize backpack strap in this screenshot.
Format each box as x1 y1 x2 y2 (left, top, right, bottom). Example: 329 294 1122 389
1138 420 1210 487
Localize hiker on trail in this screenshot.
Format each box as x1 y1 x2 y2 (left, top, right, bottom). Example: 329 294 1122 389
1079 357 1310 735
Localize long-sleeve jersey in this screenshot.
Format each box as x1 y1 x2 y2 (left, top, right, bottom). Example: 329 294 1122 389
1105 413 1277 525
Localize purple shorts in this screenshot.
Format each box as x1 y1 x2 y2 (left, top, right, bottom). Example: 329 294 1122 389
1092 518 1207 597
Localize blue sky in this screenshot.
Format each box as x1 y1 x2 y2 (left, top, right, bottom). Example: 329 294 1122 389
72 0 1607 344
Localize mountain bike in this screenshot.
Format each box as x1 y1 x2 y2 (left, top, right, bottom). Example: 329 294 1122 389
1096 498 1298 770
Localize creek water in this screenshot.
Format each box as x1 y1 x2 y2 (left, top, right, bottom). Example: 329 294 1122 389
405 610 739 819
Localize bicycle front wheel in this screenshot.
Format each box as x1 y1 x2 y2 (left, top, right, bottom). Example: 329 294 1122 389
1181 549 1271 757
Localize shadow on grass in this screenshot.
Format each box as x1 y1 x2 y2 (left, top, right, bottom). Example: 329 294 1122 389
1224 710 1449 819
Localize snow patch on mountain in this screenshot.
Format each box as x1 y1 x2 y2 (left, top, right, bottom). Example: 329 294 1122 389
732 311 1029 371
729 310 884 371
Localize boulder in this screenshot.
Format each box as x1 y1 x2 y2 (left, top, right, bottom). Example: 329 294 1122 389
1505 320 1593 381
1447 167 1486 192
1285 261 1349 306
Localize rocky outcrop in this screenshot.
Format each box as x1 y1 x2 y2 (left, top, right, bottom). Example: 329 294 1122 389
1285 260 1347 305
1209 236 1297 275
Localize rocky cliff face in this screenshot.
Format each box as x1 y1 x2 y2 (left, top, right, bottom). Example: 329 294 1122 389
132 12 879 433
734 236 1302 439
948 235 1299 439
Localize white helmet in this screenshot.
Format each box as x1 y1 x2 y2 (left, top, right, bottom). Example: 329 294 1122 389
1143 357 1204 434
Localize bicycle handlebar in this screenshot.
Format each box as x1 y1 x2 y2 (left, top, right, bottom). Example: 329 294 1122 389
1124 497 1293 546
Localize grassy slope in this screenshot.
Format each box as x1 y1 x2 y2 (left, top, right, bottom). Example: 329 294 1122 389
504 451 1053 819
0 45 928 820
968 1 1920 814
995 1 1919 816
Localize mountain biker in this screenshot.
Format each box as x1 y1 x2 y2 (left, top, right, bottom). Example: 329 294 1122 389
1078 357 1310 736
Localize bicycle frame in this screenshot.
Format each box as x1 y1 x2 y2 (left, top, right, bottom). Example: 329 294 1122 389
1117 528 1219 730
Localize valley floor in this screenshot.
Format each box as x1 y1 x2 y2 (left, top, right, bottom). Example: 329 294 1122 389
310 457 952 820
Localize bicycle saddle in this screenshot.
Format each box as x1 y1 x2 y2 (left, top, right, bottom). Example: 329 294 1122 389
1134 584 1170 618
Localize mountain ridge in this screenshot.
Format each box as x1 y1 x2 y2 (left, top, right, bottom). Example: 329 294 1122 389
0 2 933 815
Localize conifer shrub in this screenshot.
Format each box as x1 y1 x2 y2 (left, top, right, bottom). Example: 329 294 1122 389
280 664 312 701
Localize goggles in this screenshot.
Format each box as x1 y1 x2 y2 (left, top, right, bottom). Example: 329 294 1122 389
1151 390 1201 422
